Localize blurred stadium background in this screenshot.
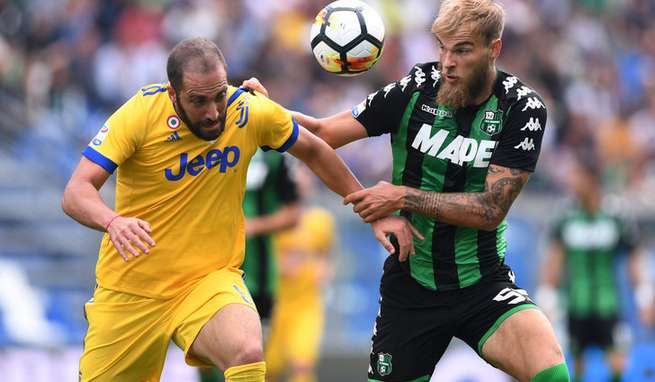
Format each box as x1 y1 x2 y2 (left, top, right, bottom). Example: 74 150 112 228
0 0 654 380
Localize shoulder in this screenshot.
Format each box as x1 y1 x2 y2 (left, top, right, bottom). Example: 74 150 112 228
495 71 546 114
400 61 441 94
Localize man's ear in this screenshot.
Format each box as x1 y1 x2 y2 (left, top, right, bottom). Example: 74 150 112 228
167 83 176 103
490 38 502 60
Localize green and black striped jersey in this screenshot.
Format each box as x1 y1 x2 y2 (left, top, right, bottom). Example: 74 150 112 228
242 150 299 300
353 62 547 291
553 207 638 318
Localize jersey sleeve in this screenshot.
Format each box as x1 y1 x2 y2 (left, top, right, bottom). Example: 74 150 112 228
252 92 299 153
274 156 300 204
490 94 547 172
353 65 425 137
82 92 147 173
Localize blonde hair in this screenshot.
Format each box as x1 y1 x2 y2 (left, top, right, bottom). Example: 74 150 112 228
432 0 505 46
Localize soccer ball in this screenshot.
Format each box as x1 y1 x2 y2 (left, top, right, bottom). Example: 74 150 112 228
310 0 385 76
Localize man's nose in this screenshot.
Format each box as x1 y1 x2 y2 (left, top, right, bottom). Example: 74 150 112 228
205 103 219 121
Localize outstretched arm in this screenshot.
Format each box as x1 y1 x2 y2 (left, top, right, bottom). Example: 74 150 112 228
345 164 530 231
286 127 422 260
242 77 368 149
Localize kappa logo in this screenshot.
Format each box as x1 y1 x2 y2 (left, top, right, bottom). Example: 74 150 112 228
412 123 497 167
377 353 393 376
431 65 441 86
382 82 396 98
399 75 412 92
514 137 535 151
503 76 518 94
421 104 453 119
414 66 426 87
520 117 542 132
516 85 534 101
522 97 545 111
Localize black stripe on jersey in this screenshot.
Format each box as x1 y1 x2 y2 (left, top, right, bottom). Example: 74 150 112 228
475 73 514 278
254 188 270 299
432 106 475 288
477 230 499 277
399 93 434 273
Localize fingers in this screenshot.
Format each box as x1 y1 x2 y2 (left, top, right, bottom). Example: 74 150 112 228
343 190 366 205
241 77 268 97
374 232 395 255
108 218 155 261
110 237 129 262
409 222 425 241
136 219 156 247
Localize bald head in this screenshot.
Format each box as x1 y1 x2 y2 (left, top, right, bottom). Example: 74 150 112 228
167 37 227 92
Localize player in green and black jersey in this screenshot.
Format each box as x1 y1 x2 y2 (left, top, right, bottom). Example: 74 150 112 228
539 159 654 382
246 0 569 381
242 150 301 320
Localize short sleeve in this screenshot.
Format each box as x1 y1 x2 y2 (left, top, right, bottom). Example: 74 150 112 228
353 64 432 136
490 94 547 172
274 156 300 204
252 93 299 153
82 93 146 173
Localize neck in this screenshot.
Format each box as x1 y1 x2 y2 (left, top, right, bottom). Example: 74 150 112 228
471 65 497 106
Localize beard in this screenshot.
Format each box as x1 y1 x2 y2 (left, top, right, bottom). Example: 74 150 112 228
174 95 226 141
437 56 493 109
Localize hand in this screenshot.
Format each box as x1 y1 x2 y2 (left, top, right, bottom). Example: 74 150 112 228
241 77 269 97
370 216 424 262
106 216 156 261
344 181 406 223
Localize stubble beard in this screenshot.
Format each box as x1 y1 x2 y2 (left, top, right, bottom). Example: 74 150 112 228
173 95 225 141
437 57 493 109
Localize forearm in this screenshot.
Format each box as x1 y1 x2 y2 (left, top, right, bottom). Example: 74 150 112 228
62 181 116 232
247 204 300 237
403 187 504 230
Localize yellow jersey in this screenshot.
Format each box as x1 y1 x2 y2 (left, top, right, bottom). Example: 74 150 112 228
83 84 298 298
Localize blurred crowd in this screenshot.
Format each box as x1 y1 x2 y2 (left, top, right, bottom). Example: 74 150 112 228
0 0 654 202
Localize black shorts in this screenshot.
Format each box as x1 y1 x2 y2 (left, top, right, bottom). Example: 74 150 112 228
252 293 273 320
368 255 538 382
567 315 617 356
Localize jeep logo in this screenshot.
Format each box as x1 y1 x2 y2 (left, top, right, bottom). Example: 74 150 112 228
165 146 240 181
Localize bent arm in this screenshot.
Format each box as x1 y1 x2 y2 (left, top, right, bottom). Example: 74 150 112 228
246 203 301 237
61 157 116 231
287 126 363 197
402 165 530 230
293 110 368 149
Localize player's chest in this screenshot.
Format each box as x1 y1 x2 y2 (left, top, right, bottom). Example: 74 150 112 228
400 94 504 169
563 219 620 250
130 122 256 184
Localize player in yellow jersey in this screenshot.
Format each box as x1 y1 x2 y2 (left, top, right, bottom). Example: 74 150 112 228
61 37 421 382
266 206 335 382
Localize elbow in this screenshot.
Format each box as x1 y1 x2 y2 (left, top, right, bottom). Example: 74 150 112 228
61 184 74 217
480 210 506 231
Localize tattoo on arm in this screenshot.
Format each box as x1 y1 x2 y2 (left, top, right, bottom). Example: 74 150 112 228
402 165 530 229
